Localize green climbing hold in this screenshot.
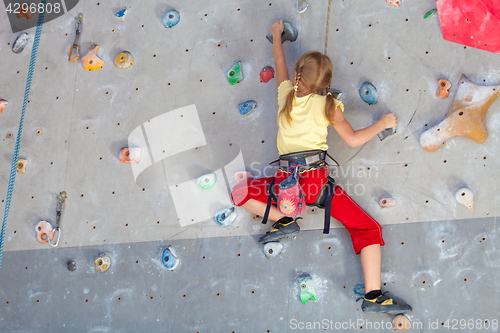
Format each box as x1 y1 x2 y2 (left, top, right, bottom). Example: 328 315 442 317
197 173 217 189
298 275 318 304
227 61 243 85
424 8 437 19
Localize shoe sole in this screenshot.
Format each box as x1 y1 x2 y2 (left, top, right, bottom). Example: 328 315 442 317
258 230 300 243
362 305 412 315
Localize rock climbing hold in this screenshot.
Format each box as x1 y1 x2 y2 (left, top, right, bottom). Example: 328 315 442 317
359 82 378 105
119 147 141 163
17 9 34 20
266 21 298 44
263 241 283 260
238 100 257 116
456 187 474 211
386 0 401 7
378 127 396 141
353 284 366 297
162 246 179 271
81 45 105 71
234 171 254 183
12 33 31 54
214 207 238 227
436 79 451 99
163 9 180 28
197 173 217 189
253 214 261 220
379 197 397 208
330 89 343 100
297 0 308 13
298 275 318 304
393 314 411 331
424 8 437 19
260 66 275 83
227 61 243 85
115 8 128 22
420 74 500 152
67 260 77 271
35 221 55 244
0 100 8 115
94 254 111 272
114 51 134 69
17 159 28 174
437 0 500 54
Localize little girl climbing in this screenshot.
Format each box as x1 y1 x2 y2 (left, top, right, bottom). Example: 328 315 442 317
231 20 411 314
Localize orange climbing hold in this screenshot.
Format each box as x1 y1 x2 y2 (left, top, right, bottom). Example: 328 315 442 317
0 100 7 114
119 147 141 163
392 314 411 331
35 221 55 244
436 79 451 98
386 0 401 7
420 74 500 152
81 45 105 71
17 9 34 20
379 197 397 208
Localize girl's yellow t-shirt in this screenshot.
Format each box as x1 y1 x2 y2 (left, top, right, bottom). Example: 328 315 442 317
277 80 344 155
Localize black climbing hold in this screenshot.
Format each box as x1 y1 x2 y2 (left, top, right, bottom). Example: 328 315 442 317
67 260 77 271
266 21 298 44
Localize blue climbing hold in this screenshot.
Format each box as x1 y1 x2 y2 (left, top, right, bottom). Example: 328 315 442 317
215 207 238 227
238 100 257 116
163 10 180 28
353 284 366 297
162 246 179 271
115 8 128 22
359 82 378 105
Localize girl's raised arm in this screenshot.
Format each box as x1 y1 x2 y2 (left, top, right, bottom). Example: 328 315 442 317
271 20 289 87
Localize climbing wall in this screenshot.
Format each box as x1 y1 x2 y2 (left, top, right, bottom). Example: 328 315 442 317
0 0 499 332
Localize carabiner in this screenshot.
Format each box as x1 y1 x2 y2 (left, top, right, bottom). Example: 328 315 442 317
49 191 66 247
48 228 60 247
68 14 83 62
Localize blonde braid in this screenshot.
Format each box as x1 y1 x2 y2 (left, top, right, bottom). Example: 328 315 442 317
294 69 302 92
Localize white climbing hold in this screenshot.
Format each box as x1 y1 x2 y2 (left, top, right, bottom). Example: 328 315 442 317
263 242 283 260
456 187 474 211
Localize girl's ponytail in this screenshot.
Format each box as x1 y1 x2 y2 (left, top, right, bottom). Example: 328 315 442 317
324 84 337 126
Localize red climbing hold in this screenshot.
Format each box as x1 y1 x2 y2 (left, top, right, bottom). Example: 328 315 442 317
260 66 275 83
437 0 500 54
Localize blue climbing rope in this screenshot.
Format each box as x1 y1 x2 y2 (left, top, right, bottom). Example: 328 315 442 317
0 3 46 270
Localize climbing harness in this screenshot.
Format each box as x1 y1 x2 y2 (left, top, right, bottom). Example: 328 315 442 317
48 191 66 247
0 1 46 270
261 150 338 234
68 13 83 62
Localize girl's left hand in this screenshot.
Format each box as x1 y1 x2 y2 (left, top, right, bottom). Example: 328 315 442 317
381 113 398 129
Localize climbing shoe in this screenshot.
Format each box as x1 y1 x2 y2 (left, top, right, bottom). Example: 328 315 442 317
358 291 412 314
258 217 301 243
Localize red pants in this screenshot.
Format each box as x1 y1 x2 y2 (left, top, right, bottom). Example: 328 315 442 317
231 167 384 254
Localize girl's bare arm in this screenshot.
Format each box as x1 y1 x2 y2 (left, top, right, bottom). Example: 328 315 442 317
333 108 398 147
271 20 289 87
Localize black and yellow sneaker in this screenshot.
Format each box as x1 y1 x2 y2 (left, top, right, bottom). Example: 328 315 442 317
358 291 412 314
258 217 301 243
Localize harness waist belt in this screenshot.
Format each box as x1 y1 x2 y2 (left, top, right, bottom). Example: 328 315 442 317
270 149 339 169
